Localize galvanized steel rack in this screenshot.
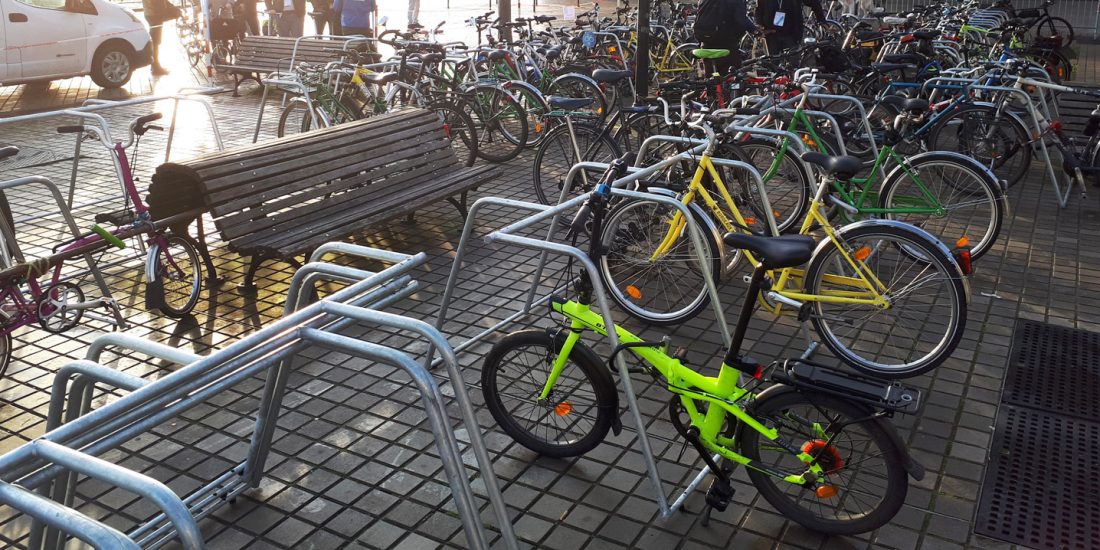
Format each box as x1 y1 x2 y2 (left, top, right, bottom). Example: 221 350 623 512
0 242 517 550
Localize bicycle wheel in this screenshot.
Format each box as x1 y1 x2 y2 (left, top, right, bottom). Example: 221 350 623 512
739 388 908 535
468 84 529 163
0 314 12 381
505 81 550 147
481 329 615 458
533 122 622 205
1035 16 1074 48
735 139 813 233
804 222 967 378
548 73 608 119
617 111 673 163
597 196 721 325
277 99 324 137
153 234 202 317
927 104 1031 188
880 152 1004 260
428 100 479 166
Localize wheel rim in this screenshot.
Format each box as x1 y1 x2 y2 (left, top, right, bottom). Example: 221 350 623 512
491 343 601 449
810 230 961 373
102 52 130 84
159 238 201 313
599 200 712 323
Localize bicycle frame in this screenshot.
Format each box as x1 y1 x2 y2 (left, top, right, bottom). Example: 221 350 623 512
649 152 890 310
544 297 825 482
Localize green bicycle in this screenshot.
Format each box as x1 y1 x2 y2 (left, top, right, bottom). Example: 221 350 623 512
747 87 1005 260
482 157 925 535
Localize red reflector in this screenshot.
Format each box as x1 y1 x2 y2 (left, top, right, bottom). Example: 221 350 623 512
1050 120 1063 132
954 249 972 275
901 35 915 43
753 365 763 379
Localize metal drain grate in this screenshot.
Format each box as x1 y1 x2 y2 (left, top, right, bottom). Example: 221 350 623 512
975 405 1100 550
1002 320 1100 420
0 146 68 171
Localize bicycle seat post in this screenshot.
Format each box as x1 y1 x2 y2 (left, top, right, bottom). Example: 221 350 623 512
722 263 768 367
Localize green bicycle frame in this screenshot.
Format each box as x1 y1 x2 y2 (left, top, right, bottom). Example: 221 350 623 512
768 107 946 217
540 298 826 483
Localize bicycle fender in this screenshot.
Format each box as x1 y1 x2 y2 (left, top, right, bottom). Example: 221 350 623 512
549 72 600 92
749 385 925 481
821 219 971 302
879 150 1004 199
546 328 623 435
642 187 727 274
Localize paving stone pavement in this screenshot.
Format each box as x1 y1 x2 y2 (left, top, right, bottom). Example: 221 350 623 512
0 14 1099 550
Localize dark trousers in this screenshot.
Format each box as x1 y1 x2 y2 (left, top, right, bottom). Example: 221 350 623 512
244 0 261 35
766 33 800 54
342 26 370 36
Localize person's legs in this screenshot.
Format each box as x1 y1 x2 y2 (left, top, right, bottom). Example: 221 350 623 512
276 11 293 35
407 0 419 25
149 24 168 74
244 0 260 34
765 34 798 54
342 26 370 36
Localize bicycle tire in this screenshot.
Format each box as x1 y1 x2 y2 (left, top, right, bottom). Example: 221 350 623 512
153 234 202 317
533 122 622 205
740 388 908 535
804 221 967 378
926 103 1032 188
880 151 1004 260
597 195 721 326
504 80 549 147
277 99 323 137
735 138 813 234
428 100 479 166
1036 15 1074 48
548 73 608 119
468 84 529 163
481 329 615 458
0 314 12 381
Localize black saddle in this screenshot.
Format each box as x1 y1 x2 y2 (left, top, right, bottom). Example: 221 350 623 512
419 52 444 64
882 95 930 112
912 29 941 40
723 233 816 269
545 48 562 60
871 63 915 73
488 49 510 61
592 69 632 83
547 96 595 110
802 152 863 180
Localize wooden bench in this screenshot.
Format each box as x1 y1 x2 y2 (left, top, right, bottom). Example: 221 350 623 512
152 109 500 290
216 35 381 95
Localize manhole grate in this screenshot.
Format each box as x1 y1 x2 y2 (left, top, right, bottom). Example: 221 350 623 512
975 405 1100 550
1002 320 1100 420
0 146 67 171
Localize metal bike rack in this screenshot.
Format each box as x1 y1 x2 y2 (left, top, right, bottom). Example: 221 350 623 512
0 89 224 210
0 175 127 328
2 243 516 550
434 140 787 521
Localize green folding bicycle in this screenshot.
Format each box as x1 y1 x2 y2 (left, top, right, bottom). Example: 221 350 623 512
482 157 926 535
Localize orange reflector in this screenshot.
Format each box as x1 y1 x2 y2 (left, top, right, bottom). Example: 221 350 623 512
625 285 642 300
555 402 573 416
609 47 617 53
801 135 817 147
773 210 781 219
956 236 970 248
744 217 756 226
853 246 871 261
816 485 838 499
535 122 543 133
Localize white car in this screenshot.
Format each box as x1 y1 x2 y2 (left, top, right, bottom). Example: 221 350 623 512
0 0 153 88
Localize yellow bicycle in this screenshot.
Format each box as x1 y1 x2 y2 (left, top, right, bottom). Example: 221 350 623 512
596 119 970 378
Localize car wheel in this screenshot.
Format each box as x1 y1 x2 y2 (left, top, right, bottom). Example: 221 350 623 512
91 44 134 88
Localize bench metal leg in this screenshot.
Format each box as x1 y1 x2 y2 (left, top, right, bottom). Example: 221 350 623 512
239 254 267 294
194 222 224 287
446 191 470 219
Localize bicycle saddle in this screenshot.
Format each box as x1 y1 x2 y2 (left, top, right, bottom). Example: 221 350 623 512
488 49 510 61
882 53 926 65
801 152 863 180
723 233 816 269
882 95 930 112
547 96 595 110
0 146 18 162
692 48 730 59
592 69 632 83
871 62 915 73
912 29 941 40
362 71 398 86
545 48 562 60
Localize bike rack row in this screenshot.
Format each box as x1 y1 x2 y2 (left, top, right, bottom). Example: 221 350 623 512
432 134 808 520
0 242 518 550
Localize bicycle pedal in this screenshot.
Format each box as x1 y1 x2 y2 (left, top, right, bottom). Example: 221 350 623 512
704 478 735 512
672 347 689 364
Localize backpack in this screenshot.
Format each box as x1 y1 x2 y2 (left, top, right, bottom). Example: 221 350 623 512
693 0 724 42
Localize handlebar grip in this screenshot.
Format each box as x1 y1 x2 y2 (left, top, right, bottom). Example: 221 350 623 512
57 126 85 134
136 113 164 127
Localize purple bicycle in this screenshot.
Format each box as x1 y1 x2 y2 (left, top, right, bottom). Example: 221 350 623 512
0 113 203 378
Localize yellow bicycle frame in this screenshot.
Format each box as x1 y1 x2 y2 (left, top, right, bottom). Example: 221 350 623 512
648 153 891 313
